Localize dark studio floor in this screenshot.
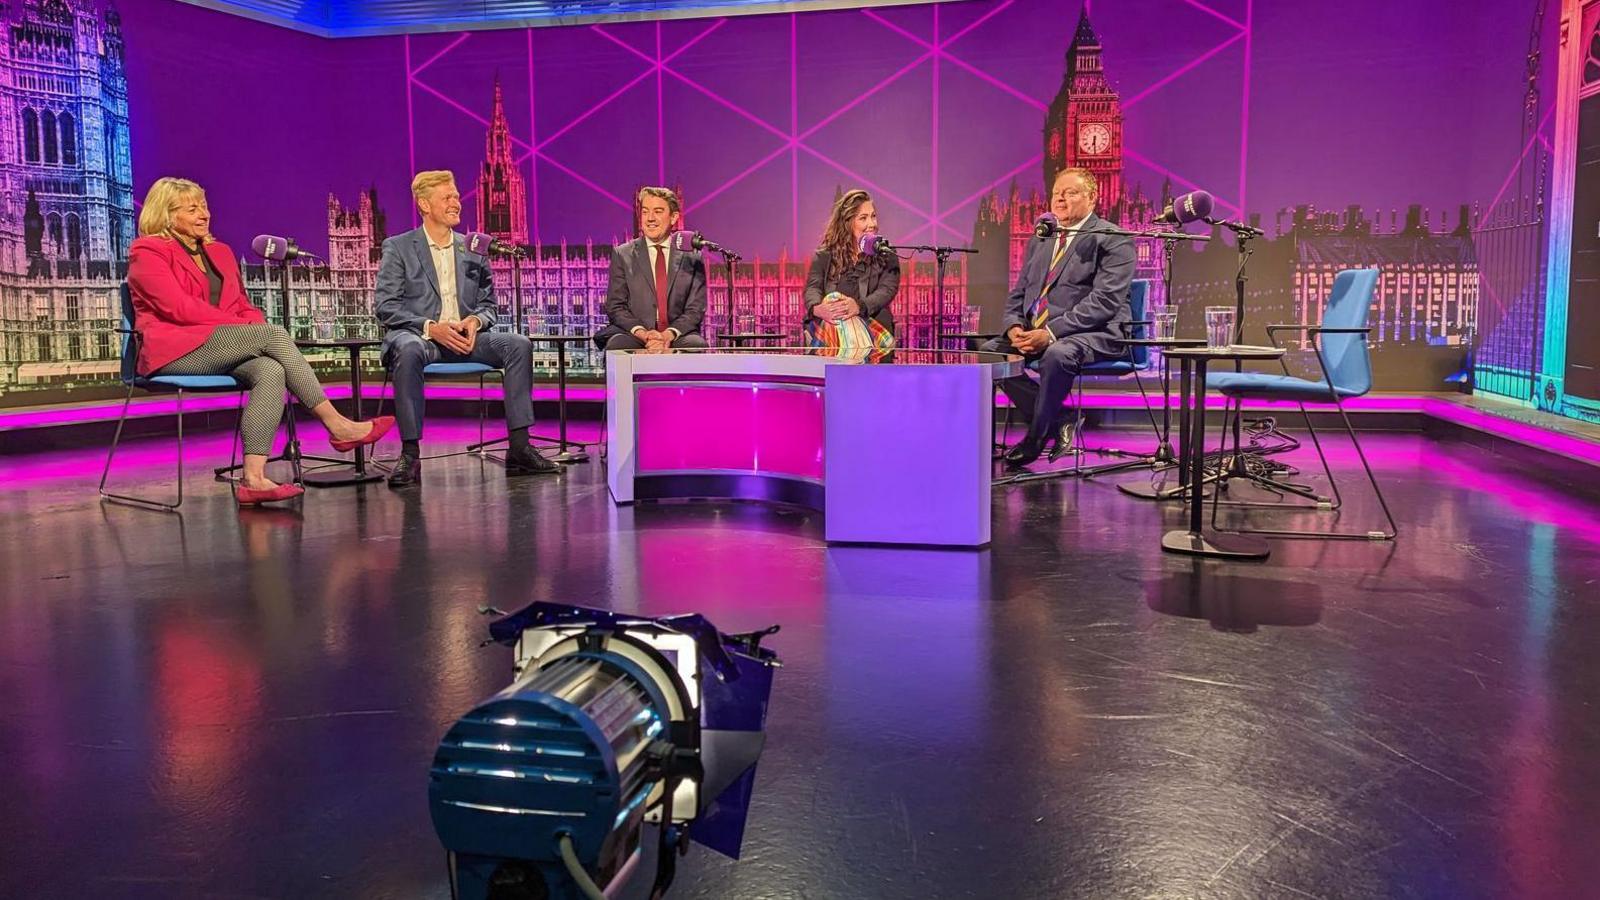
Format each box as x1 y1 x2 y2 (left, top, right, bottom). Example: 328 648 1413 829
1 419 1598 899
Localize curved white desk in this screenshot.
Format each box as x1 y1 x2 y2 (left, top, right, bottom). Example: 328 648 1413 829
606 348 1021 547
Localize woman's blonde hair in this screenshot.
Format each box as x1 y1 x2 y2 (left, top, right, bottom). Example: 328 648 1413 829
138 177 212 243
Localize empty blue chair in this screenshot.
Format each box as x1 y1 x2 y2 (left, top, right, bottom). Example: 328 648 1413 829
99 284 300 510
1204 268 1397 540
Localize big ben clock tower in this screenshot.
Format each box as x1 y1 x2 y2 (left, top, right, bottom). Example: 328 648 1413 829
1043 7 1124 214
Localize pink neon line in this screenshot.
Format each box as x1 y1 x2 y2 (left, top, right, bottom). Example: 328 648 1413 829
1124 147 1241 216
537 67 657 150
934 154 1042 227
412 78 491 128
1537 132 1553 154
657 22 665 185
535 150 633 210
791 13 799 255
939 53 1047 111
798 144 927 219
663 17 727 64
666 68 790 141
798 51 933 141
860 8 934 50
528 28 540 243
1477 104 1557 229
1121 32 1245 110
930 4 939 243
590 23 655 65
1178 0 1246 32
404 37 417 228
941 0 1014 48
1237 0 1252 213
409 32 470 77
683 142 792 214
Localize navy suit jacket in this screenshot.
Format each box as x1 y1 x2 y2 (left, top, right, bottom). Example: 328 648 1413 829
1003 212 1135 358
374 226 498 336
602 237 707 337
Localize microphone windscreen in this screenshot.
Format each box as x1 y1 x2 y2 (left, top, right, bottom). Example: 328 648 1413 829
1173 191 1214 225
857 231 880 255
670 230 698 253
251 234 289 261
464 232 495 255
1034 213 1060 237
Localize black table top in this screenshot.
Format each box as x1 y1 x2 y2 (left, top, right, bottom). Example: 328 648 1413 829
1113 337 1208 347
527 333 593 343
295 338 382 349
1162 344 1286 360
724 332 787 340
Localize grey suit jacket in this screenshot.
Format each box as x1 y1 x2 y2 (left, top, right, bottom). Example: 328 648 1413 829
1003 212 1135 357
603 237 707 337
374 226 498 336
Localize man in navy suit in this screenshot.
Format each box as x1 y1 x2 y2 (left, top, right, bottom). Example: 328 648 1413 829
983 167 1135 468
375 170 556 486
594 186 708 351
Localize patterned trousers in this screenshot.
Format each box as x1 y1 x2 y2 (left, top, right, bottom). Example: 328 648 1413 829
158 324 328 455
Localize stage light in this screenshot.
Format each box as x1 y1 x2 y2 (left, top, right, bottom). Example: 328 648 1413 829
429 602 780 900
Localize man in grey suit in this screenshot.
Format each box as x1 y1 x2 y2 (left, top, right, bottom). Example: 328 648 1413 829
595 186 708 351
375 170 556 486
982 167 1135 468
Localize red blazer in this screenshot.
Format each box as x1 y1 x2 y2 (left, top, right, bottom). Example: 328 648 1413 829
127 235 266 375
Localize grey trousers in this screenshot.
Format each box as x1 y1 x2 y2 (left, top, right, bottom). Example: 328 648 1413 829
158 324 328 455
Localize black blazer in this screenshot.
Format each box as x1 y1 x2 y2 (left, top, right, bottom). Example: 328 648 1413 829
803 249 900 334
1002 212 1135 359
594 236 708 348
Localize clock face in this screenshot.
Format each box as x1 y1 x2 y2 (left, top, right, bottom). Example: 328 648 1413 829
1078 123 1111 155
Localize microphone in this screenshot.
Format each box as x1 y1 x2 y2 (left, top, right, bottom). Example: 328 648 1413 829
465 232 521 256
1033 213 1061 238
1154 190 1214 226
669 229 702 253
858 231 891 255
251 234 319 261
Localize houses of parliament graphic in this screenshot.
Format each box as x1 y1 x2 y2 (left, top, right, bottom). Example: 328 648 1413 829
0 1 1480 397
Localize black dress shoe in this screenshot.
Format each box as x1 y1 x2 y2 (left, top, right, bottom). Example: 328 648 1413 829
1046 419 1080 462
505 446 561 476
1003 436 1046 469
386 454 421 487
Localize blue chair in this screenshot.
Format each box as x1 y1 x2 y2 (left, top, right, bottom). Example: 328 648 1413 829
1204 268 1397 540
98 284 300 510
373 356 500 461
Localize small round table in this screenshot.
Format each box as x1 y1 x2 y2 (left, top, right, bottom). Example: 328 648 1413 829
1109 337 1207 497
724 332 786 348
528 334 595 463
294 338 385 487
1158 345 1286 560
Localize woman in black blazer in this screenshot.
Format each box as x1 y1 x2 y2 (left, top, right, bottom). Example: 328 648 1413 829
803 189 900 334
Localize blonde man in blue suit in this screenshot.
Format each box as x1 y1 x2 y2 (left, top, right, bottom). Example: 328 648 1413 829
375 170 556 486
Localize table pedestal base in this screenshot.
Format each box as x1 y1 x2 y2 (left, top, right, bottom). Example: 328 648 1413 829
1161 529 1270 559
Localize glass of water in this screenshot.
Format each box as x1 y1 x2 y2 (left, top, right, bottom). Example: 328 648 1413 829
736 313 756 335
1151 310 1177 341
1204 306 1235 349
314 307 336 342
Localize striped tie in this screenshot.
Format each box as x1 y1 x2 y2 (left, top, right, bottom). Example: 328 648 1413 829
1030 235 1069 329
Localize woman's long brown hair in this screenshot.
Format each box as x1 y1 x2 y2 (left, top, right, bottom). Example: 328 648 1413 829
819 189 873 281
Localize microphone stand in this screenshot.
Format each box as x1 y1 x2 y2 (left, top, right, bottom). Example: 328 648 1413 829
716 245 742 343
994 225 1209 487
883 243 978 349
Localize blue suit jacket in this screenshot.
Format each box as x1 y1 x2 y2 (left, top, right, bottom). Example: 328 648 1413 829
374 226 498 336
1003 212 1135 357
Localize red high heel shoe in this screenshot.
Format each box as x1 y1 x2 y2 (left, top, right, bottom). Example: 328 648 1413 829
236 483 305 506
329 416 394 453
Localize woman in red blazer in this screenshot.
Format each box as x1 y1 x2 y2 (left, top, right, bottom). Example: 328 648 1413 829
130 177 391 504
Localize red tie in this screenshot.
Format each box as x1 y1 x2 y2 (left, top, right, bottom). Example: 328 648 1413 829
654 244 669 332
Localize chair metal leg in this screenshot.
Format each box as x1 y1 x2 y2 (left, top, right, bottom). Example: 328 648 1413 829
100 387 187 511
1212 397 1397 541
